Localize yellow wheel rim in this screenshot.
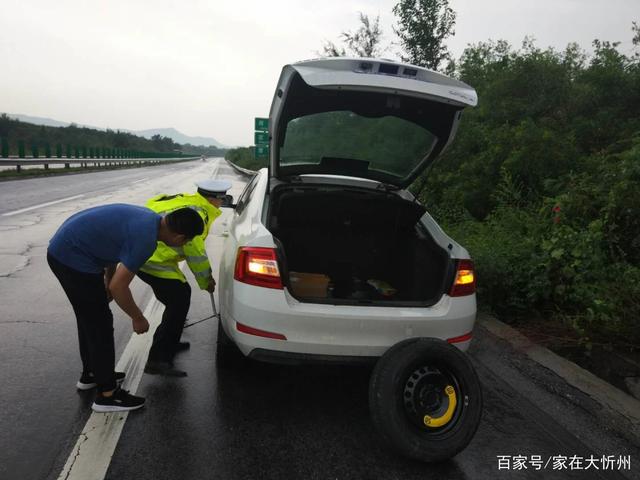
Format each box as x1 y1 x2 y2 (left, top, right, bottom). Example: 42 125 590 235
423 385 457 428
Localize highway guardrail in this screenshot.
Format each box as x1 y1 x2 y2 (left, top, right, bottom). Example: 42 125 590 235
0 156 200 173
224 159 257 176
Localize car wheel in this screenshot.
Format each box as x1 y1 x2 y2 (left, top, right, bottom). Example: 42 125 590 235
369 338 482 462
215 319 245 368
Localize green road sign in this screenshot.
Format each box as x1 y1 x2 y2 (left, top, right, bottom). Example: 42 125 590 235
255 117 269 132
255 131 269 145
255 145 269 158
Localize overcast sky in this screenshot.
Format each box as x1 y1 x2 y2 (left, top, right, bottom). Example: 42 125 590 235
1 0 637 146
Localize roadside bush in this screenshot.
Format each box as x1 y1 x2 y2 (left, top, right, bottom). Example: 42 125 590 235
602 138 640 264
423 35 640 348
444 206 640 346
225 146 268 171
444 206 551 316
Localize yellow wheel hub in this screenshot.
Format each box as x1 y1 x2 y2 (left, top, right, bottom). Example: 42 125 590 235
423 385 457 428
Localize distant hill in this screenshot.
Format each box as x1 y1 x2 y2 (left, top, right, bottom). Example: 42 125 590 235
0 114 226 158
6 113 94 129
4 113 225 148
135 128 225 148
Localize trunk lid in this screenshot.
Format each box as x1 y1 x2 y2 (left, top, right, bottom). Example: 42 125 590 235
268 58 477 188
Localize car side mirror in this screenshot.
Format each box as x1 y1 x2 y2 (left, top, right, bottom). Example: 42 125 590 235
221 194 236 209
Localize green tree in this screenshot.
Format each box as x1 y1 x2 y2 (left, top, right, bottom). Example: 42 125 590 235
31 142 39 158
18 140 25 158
322 13 385 57
1 137 8 158
56 143 62 158
44 143 51 158
393 0 456 70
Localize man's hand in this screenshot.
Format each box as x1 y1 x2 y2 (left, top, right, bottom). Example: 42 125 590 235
206 277 216 293
132 314 150 334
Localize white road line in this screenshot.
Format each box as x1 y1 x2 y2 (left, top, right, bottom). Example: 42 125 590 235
210 159 221 179
1 194 85 217
131 177 149 185
56 295 163 480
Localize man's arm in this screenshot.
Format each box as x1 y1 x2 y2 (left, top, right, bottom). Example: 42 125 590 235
104 264 116 301
184 236 214 291
109 264 149 334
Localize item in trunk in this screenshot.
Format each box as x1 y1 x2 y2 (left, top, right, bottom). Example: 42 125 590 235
270 187 450 305
351 278 380 301
289 272 330 298
366 279 398 298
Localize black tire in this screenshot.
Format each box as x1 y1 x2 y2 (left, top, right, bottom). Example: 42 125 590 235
215 318 245 368
369 338 482 462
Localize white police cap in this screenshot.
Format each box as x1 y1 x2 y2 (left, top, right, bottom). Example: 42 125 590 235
196 179 232 196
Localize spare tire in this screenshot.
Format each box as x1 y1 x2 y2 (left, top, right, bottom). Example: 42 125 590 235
369 338 482 462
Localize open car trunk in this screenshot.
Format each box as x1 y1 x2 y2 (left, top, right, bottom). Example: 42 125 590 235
267 184 453 306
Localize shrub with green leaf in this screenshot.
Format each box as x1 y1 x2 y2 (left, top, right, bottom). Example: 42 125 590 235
422 33 640 347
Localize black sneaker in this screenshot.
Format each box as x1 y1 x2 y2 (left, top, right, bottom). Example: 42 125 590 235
92 387 145 412
77 371 125 390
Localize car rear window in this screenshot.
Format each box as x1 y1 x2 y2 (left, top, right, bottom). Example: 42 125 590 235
280 111 438 178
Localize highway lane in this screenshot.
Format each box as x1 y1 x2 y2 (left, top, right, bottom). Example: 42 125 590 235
0 158 637 480
0 162 204 215
104 320 637 480
0 158 246 480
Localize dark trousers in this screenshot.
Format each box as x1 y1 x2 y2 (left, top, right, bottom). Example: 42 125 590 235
137 270 191 362
47 252 117 393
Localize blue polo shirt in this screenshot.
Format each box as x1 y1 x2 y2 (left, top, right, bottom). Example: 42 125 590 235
48 204 161 274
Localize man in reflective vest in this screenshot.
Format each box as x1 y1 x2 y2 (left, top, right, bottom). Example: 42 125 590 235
139 179 232 376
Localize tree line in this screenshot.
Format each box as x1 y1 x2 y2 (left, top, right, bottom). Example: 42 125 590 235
426 34 640 348
0 114 226 159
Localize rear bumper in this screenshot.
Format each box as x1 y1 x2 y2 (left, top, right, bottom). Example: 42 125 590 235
222 280 476 359
248 349 378 366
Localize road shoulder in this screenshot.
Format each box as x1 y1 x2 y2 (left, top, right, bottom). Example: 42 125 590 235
472 315 640 460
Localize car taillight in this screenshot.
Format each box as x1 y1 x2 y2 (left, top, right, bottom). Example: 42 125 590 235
234 247 283 289
449 259 475 297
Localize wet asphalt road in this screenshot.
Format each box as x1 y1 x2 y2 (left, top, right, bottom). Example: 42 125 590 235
0 159 638 480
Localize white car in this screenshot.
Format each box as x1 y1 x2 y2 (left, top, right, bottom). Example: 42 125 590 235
218 57 478 366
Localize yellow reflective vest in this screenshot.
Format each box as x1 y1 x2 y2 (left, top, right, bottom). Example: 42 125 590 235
140 192 222 289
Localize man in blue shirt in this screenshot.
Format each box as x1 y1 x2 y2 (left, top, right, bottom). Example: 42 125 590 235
48 204 204 412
